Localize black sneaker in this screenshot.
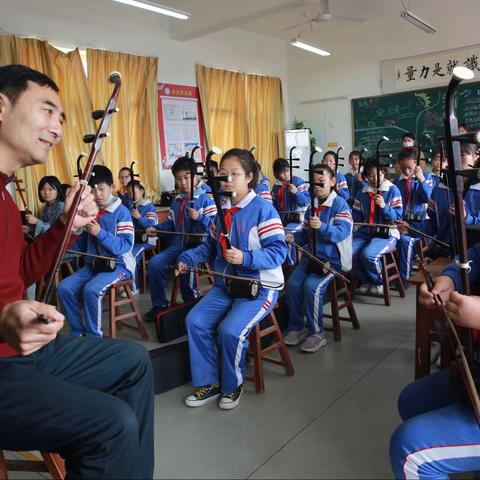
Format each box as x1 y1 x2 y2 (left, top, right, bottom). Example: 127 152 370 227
218 385 243 410
184 384 221 407
144 305 169 322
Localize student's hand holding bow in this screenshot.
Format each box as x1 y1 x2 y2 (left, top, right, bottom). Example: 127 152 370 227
225 247 244 265
309 215 321 230
375 194 386 209
187 208 199 221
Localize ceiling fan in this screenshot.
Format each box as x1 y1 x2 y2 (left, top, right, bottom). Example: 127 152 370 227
283 0 366 31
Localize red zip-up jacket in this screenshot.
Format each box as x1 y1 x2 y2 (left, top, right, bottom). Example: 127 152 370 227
0 171 69 358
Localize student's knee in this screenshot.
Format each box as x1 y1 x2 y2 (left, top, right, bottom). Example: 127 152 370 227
186 310 206 334
218 322 241 346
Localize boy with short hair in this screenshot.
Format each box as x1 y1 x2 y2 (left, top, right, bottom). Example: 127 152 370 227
145 156 217 320
393 148 434 282
57 165 136 337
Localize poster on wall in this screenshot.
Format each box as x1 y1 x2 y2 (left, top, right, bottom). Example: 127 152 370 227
158 83 205 169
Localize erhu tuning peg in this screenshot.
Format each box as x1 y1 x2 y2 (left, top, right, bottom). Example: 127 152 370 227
83 133 109 144
91 110 104 120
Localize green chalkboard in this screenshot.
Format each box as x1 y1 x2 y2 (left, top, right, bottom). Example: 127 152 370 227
352 81 480 160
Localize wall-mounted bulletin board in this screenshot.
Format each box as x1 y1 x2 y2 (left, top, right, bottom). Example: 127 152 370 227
158 83 206 169
352 80 480 158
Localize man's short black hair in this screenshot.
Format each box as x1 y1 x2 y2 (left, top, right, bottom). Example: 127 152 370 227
402 132 415 141
0 64 59 106
89 165 114 187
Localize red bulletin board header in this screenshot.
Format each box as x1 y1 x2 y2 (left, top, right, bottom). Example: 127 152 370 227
158 83 206 169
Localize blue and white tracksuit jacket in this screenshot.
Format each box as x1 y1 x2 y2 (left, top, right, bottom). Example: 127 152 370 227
287 191 353 336
131 199 158 287
34 201 64 237
255 181 273 203
345 170 364 202
148 187 217 308
390 244 480 479
426 182 480 248
335 171 351 202
57 197 135 337
178 190 287 394
117 188 132 209
431 172 442 189
352 180 403 285
393 172 434 281
272 175 310 264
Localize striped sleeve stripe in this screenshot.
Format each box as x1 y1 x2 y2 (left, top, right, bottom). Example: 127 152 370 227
204 206 218 216
258 219 284 235
259 192 273 202
297 184 308 192
335 212 353 222
338 180 348 189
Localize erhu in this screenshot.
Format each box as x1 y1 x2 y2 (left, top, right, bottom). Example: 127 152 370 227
368 136 391 239
38 71 122 314
282 146 302 225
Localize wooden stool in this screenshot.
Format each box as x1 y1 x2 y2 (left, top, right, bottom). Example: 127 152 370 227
138 247 156 294
36 257 76 303
324 276 360 341
380 248 406 306
170 265 213 307
106 280 149 339
0 450 65 479
245 307 295 394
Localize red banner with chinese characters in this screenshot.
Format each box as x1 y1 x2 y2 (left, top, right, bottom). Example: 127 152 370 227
158 83 206 169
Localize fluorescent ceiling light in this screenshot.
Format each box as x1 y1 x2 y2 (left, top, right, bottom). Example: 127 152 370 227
112 0 190 20
291 39 330 57
400 10 437 34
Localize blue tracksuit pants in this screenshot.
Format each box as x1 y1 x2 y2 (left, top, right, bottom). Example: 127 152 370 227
286 257 334 335
186 285 278 393
284 222 302 265
0 335 154 479
57 265 130 337
352 235 397 285
398 234 420 282
390 370 480 479
147 244 197 307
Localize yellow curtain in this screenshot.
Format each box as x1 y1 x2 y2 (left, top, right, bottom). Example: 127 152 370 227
0 35 95 214
246 74 285 182
196 64 285 183
87 49 160 201
195 64 249 155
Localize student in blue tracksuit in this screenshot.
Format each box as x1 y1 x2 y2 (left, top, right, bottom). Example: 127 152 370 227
127 180 158 292
255 161 272 202
345 150 364 202
352 158 403 295
390 244 480 479
430 150 446 189
393 148 434 282
283 165 352 352
176 149 287 410
144 156 217 321
271 157 310 264
117 167 132 209
426 143 480 257
322 150 350 201
57 165 135 337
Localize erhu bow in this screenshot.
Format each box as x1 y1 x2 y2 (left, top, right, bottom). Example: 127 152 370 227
420 66 480 424
38 71 122 312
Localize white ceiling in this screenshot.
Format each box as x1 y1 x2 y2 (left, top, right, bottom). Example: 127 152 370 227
144 0 453 43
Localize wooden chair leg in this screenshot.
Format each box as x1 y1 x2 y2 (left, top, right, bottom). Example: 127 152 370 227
330 280 341 342
41 452 66 480
382 255 392 306
345 287 360 330
141 252 148 294
251 325 265 394
127 287 149 340
393 253 406 298
0 450 8 480
270 311 294 376
109 286 116 338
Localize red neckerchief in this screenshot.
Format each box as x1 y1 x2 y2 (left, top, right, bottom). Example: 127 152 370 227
308 204 327 248
278 183 289 210
95 209 108 221
405 176 413 209
219 207 240 257
177 196 192 228
367 192 376 224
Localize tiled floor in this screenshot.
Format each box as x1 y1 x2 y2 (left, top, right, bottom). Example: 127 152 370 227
129 285 417 479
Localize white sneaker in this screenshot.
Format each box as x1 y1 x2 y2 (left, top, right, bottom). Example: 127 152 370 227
358 284 370 294
300 334 327 353
120 288 139 298
218 386 243 410
370 285 384 295
283 329 307 346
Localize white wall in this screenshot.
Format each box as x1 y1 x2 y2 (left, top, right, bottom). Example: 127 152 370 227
0 0 288 191
286 0 480 172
